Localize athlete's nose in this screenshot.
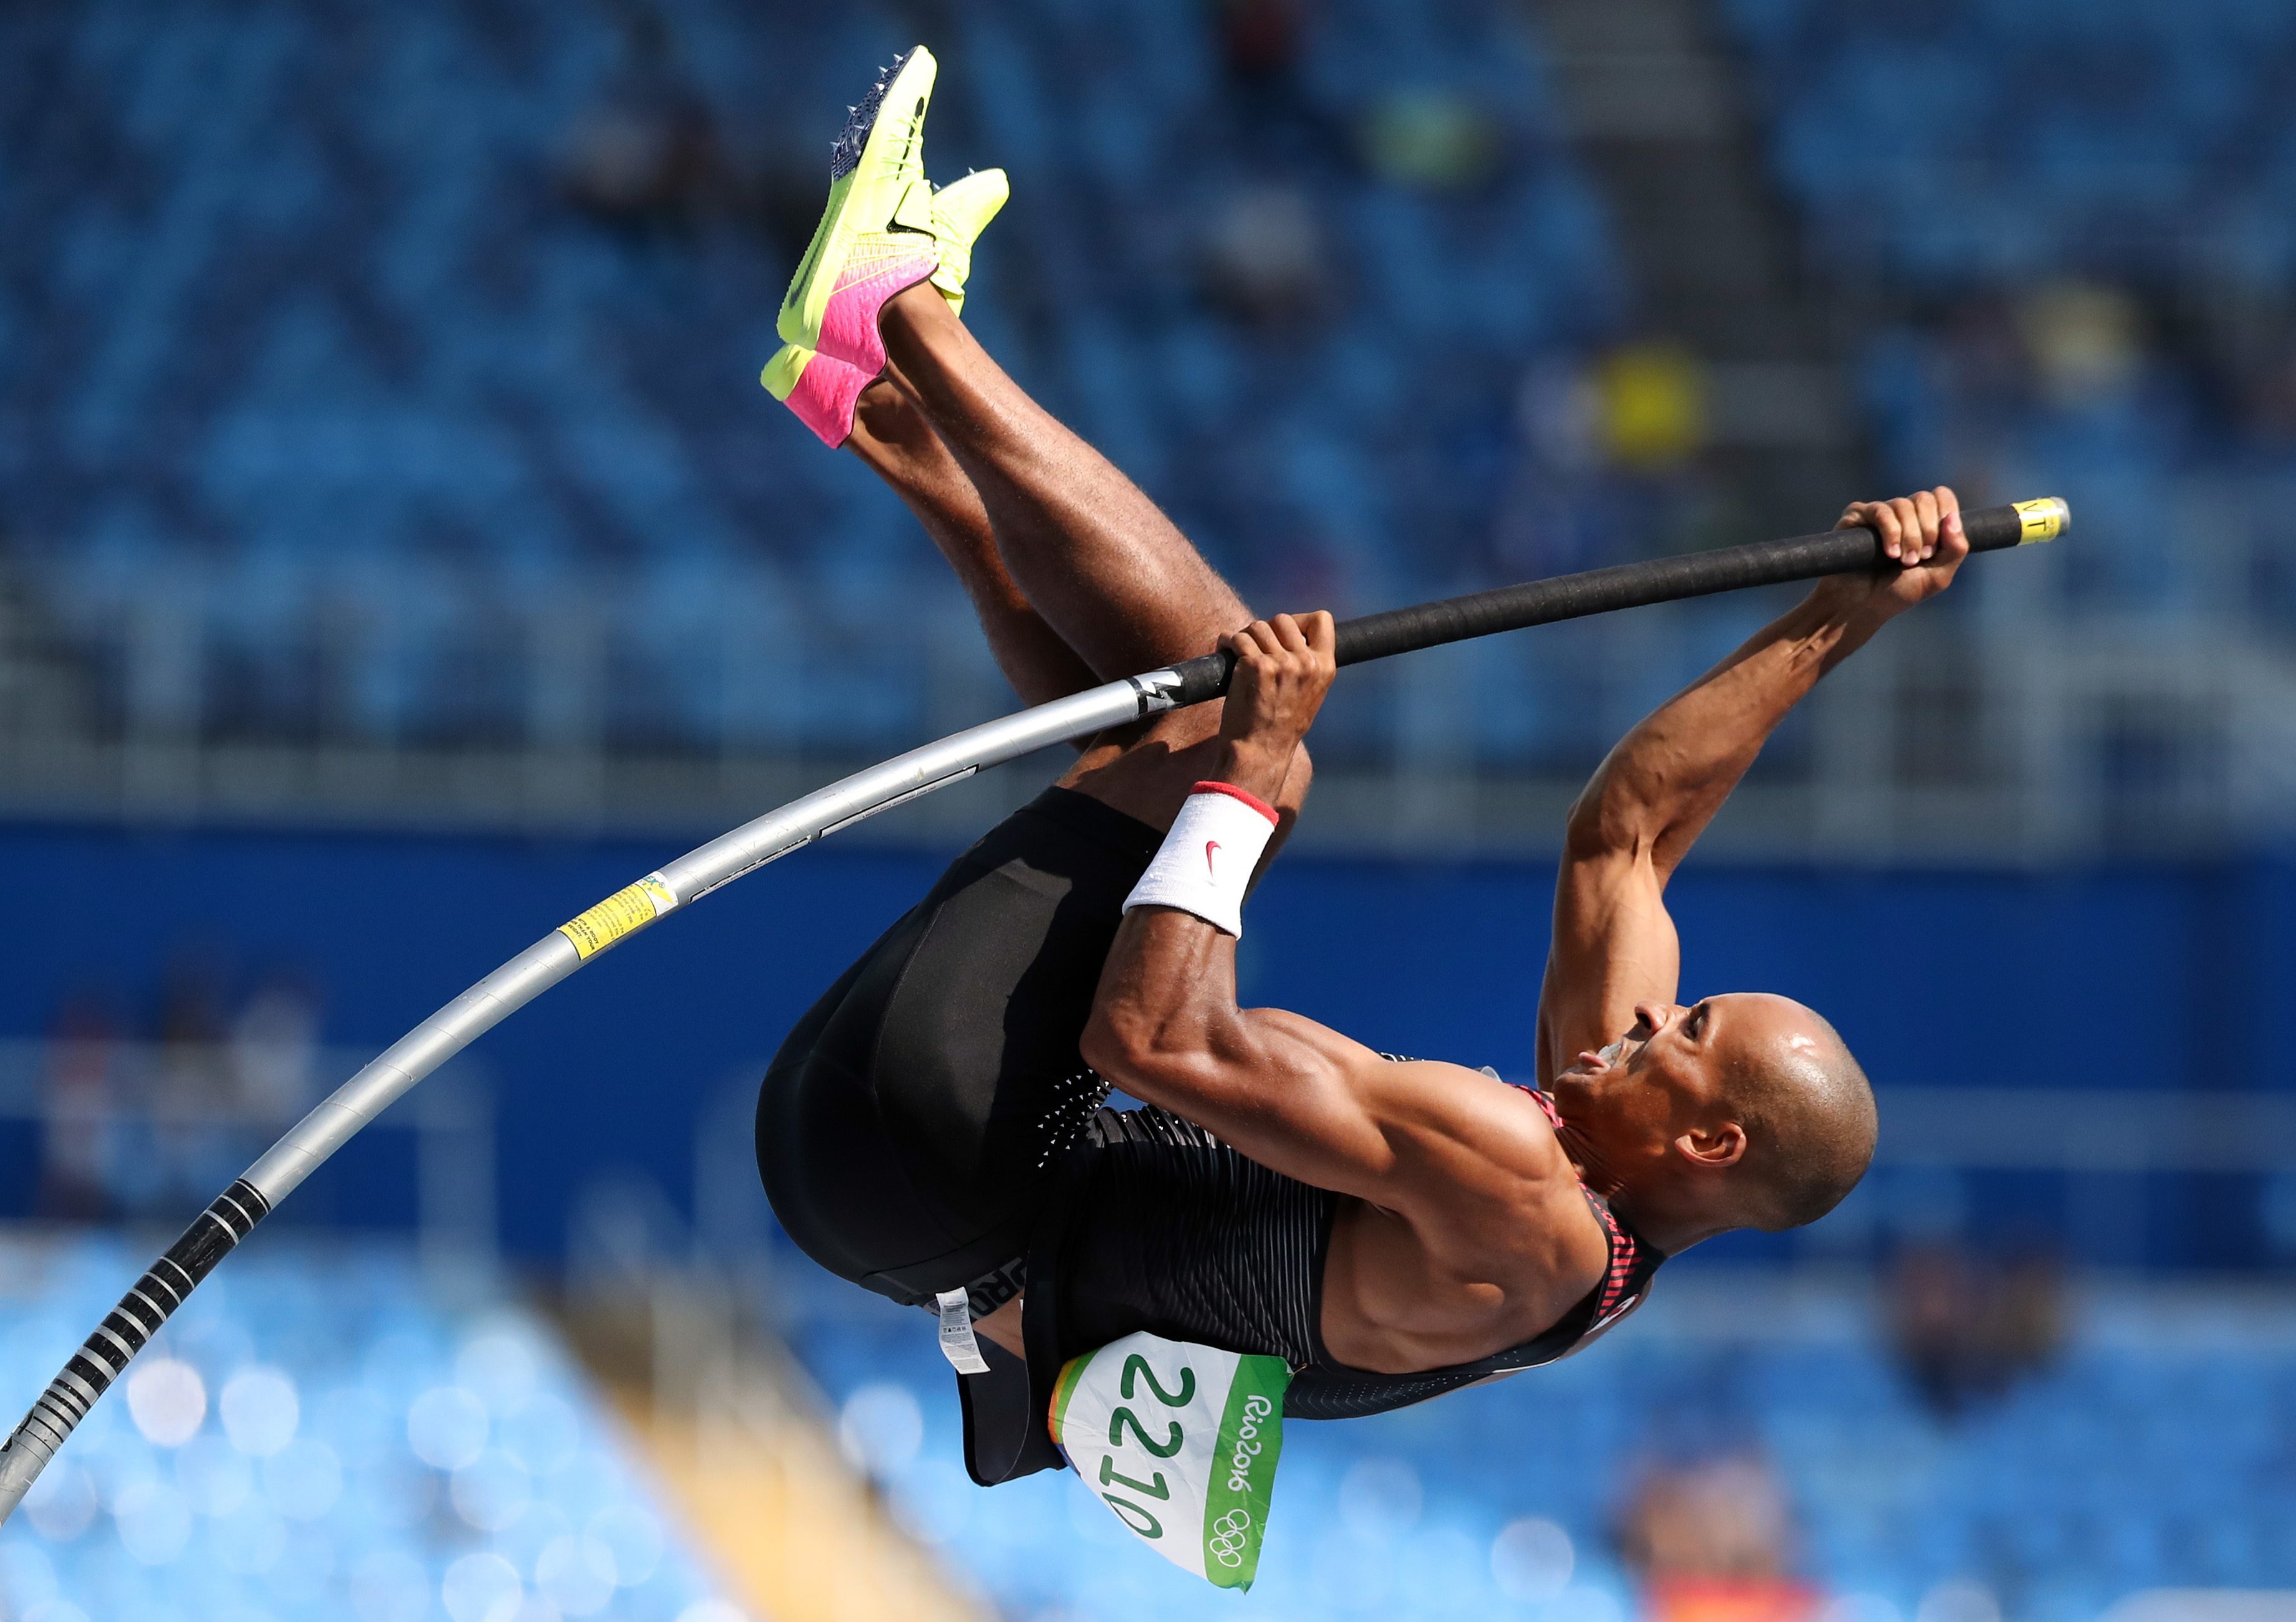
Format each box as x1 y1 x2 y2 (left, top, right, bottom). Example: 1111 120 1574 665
1631 1002 1677 1040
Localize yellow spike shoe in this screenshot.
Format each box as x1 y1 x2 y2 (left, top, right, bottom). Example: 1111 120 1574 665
777 45 940 377
764 169 1009 447
927 166 1008 318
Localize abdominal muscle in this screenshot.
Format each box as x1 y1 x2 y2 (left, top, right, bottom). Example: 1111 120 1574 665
1319 1196 1568 1375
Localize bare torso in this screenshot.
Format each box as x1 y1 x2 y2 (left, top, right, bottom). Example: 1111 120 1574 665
969 1075 1605 1374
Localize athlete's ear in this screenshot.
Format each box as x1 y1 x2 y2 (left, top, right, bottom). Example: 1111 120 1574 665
1673 1120 1746 1169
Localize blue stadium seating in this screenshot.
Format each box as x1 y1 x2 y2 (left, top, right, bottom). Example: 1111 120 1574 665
791 1281 2296 1621
1718 0 2296 629
0 1236 734 1621
0 0 1629 760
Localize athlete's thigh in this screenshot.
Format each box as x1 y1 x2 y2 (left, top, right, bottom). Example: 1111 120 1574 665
757 789 1160 1297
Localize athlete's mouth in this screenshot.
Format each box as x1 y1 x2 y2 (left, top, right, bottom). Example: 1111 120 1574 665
1571 1036 1630 1074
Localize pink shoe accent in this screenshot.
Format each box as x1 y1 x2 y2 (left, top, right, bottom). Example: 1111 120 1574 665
783 353 869 448
815 248 938 375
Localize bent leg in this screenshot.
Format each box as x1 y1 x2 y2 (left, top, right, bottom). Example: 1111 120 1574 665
838 373 1308 837
757 788 1164 1305
873 287 1312 829
844 379 1097 708
879 285 1248 684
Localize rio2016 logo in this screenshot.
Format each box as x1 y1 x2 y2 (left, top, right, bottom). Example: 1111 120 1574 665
1224 1393 1273 1494
1207 1507 1253 1567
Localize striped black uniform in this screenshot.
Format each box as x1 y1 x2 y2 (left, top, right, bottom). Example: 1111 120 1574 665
755 785 1662 1485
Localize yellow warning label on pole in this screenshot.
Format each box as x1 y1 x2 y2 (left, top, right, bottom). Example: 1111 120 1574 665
2012 497 2069 545
558 874 677 960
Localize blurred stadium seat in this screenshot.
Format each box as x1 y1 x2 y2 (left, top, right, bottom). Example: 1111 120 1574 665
0 1233 739 1621
787 1271 2296 1622
1720 0 2296 629
0 0 1627 760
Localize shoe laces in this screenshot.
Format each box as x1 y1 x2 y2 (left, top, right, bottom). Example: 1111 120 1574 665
829 49 920 180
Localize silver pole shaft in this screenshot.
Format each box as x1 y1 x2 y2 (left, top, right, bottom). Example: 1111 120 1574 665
0 670 1172 1520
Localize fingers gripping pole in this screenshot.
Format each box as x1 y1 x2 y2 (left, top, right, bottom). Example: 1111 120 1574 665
0 497 2067 1522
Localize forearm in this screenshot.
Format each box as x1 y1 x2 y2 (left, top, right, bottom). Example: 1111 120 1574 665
1575 584 1887 863
1084 910 1405 1200
1080 608 1334 1108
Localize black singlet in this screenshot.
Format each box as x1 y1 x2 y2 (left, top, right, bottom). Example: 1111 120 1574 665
1031 1084 1665 1426
753 786 1665 1482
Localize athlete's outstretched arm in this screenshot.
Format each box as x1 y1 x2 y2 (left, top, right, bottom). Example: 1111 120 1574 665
1536 489 1971 1080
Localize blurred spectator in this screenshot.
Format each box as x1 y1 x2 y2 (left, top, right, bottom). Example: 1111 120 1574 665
1618 1453 1822 1622
1516 356 1608 478
34 967 327 1221
563 100 724 232
1211 0 1349 164
1619 1452 1797 1580
2017 282 2145 410
1200 184 1338 327
1890 1242 1982 1414
231 971 322 1120
1933 295 2031 414
1887 1241 2067 1418
1360 90 1503 191
560 0 727 235
157 951 231 1108
2232 326 2296 449
1495 357 1629 575
1598 342 1710 471
1992 1248 2069 1377
152 951 241 1205
1215 0 1310 86
37 991 118 1221
1491 349 1714 577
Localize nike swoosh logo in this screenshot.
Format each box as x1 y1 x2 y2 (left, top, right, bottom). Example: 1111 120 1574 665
785 232 825 310
1205 839 1220 877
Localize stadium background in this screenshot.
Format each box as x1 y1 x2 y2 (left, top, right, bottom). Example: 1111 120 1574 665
2 1 2294 1620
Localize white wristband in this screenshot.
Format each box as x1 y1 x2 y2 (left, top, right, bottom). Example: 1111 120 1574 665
1122 781 1281 939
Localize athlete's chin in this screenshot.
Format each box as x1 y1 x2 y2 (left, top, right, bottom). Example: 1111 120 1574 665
1543 1067 1627 1135
1544 1069 1597 1107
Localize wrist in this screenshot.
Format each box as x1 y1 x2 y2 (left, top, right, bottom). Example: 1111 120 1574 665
1124 780 1283 938
1803 577 1901 636
1213 737 1296 802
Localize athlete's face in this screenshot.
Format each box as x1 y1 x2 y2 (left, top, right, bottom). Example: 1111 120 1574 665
1548 993 1818 1183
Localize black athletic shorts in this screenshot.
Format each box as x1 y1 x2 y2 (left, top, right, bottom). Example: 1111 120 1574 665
755 786 1162 1314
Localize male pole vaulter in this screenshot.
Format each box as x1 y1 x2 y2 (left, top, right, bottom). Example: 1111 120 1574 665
754 48 1967 1486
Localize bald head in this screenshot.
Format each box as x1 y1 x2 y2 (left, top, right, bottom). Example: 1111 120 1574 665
1720 1003 1877 1231
1545 992 1880 1249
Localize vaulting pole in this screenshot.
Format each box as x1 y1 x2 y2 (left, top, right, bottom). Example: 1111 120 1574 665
0 497 2065 1520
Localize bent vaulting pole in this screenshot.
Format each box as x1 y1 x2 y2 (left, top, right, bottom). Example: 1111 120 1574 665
0 497 2067 1519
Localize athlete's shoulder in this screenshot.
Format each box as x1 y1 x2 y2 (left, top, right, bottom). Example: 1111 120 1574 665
1367 1056 1580 1183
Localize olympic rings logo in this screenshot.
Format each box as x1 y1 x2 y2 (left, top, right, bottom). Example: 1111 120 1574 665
1208 1508 1253 1567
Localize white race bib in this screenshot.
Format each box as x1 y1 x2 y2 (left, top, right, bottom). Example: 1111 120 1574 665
1048 1332 1291 1590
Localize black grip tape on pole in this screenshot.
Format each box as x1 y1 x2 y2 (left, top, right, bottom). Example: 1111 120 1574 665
1162 500 2063 708
0 1177 270 1474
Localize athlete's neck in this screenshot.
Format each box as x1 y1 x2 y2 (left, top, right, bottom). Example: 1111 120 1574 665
1604 1188 1729 1257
